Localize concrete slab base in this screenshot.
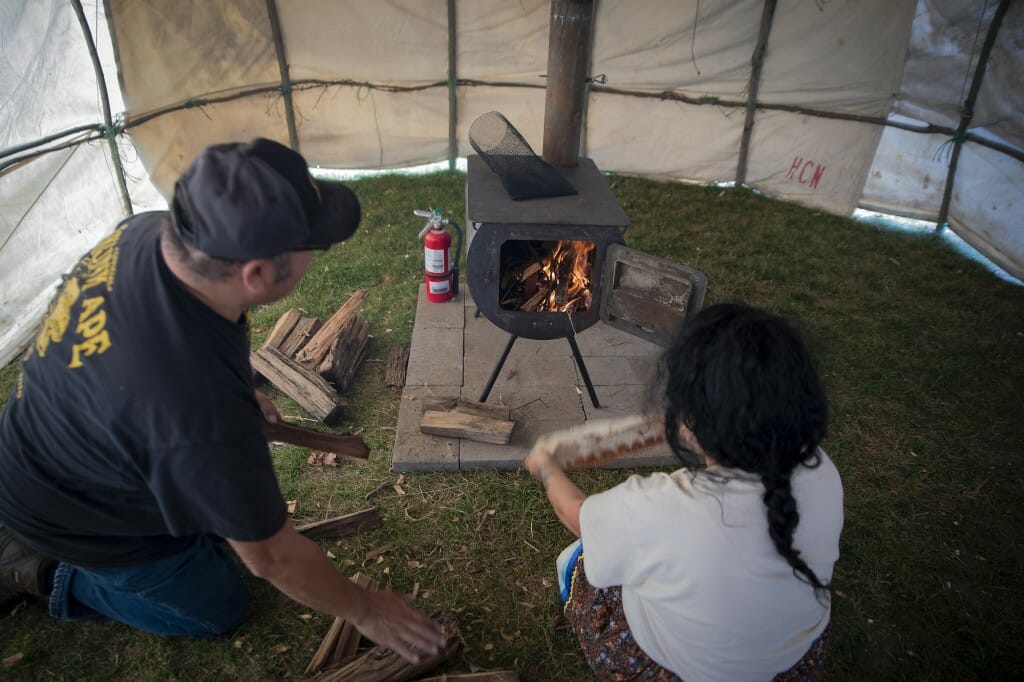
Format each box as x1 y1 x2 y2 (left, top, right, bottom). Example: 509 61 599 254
392 284 677 471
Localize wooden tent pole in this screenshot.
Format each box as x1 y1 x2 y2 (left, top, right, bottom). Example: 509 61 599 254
266 0 300 151
448 0 458 172
735 0 777 186
936 0 1010 233
0 125 103 161
9 79 1023 176
70 0 132 218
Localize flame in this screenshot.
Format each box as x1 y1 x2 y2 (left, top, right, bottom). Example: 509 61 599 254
536 240 594 312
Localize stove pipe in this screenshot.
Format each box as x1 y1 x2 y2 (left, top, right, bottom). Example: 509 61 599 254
542 0 596 167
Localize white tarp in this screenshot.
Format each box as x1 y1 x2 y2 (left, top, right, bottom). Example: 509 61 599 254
1 0 1022 366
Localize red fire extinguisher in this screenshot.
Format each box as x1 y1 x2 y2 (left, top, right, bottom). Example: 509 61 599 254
415 208 462 303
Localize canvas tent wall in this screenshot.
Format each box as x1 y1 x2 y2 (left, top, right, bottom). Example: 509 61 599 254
1 0 1022 368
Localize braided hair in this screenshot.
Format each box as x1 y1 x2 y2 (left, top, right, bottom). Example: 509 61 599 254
661 303 831 599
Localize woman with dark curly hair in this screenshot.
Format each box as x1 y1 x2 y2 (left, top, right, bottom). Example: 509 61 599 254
525 303 843 681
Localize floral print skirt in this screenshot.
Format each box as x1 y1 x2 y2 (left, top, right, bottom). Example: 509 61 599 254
563 552 830 681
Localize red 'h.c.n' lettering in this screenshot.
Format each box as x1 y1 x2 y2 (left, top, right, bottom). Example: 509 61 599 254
786 155 826 189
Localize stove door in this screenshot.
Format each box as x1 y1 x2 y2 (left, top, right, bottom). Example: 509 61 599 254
599 244 707 347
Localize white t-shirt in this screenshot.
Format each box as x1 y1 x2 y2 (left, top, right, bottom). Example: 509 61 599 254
578 451 843 682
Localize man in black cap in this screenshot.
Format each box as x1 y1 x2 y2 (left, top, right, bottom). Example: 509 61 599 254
0 138 446 662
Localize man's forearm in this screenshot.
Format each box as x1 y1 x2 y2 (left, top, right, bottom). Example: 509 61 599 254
256 531 371 620
229 522 445 664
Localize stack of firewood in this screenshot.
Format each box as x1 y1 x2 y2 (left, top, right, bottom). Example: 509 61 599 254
252 290 369 425
309 606 514 682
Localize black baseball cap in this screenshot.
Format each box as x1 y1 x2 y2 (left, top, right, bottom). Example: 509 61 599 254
170 138 361 260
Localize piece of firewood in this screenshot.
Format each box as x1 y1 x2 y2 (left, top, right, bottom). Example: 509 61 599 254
263 420 369 461
296 289 368 369
305 572 379 676
519 289 547 311
307 616 345 676
329 573 379 666
280 315 323 358
295 509 383 541
384 346 410 388
423 398 510 422
418 673 520 682
316 314 369 393
420 410 514 445
519 261 542 281
532 415 666 470
262 308 302 350
315 621 461 681
250 347 347 424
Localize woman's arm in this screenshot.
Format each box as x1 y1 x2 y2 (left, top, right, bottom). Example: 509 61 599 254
525 446 586 537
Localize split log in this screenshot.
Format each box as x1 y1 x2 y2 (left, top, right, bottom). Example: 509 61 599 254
263 420 369 461
296 289 368 369
384 346 410 388
423 398 510 422
328 572 379 666
534 415 666 470
280 316 323 358
519 289 547 311
316 314 369 393
250 347 347 424
295 509 383 541
305 572 379 676
420 410 515 445
418 673 519 682
519 261 542 281
315 622 461 681
307 616 346 676
262 308 302 350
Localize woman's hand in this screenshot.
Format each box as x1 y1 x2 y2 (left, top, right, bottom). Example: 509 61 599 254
525 445 561 484
524 444 584 537
254 390 282 423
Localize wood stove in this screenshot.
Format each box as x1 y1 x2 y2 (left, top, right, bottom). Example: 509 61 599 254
466 154 707 408
467 156 627 336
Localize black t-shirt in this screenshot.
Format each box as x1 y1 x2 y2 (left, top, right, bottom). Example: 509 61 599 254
0 212 286 568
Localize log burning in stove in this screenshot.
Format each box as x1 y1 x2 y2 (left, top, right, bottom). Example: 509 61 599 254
500 240 595 313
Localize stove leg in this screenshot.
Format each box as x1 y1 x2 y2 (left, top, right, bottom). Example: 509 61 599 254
479 334 518 403
567 334 601 408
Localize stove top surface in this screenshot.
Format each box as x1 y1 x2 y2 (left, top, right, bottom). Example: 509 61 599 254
467 155 630 228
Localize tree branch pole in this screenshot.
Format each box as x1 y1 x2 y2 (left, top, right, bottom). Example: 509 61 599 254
266 0 300 151
736 0 778 186
70 0 132 217
936 0 1011 233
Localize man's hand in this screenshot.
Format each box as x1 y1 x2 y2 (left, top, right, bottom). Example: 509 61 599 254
254 390 281 423
228 523 446 664
351 589 448 664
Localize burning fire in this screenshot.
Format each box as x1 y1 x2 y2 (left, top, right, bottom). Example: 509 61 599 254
524 240 594 312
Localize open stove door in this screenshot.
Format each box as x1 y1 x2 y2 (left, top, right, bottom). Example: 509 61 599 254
599 244 708 347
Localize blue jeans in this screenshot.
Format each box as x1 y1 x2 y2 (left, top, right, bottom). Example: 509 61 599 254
48 534 248 637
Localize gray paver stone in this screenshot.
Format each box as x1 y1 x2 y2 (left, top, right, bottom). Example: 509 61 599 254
392 386 461 472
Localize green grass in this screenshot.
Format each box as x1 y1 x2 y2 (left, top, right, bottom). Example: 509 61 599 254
2 172 1023 680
